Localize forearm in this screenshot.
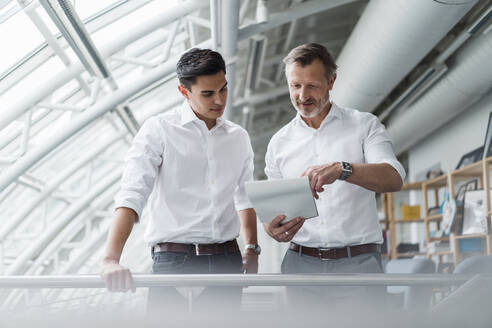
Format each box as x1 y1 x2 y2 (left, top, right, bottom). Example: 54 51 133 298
103 207 137 263
347 163 403 193
239 208 258 245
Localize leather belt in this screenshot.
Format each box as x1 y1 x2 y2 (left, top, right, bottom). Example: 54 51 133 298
153 240 239 256
289 242 380 260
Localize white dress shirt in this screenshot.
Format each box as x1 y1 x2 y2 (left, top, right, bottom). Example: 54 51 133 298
114 102 254 246
265 103 405 248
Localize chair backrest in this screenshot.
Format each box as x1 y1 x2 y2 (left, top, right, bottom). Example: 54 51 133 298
385 259 436 311
453 255 492 274
385 258 435 274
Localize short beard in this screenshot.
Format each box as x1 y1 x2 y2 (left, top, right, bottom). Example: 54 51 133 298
292 91 331 119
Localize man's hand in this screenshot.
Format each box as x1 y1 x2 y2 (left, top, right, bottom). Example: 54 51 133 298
302 162 341 199
242 250 259 274
264 215 305 242
100 259 135 293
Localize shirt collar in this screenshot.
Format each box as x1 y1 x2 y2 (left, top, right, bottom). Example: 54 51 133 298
180 101 198 126
180 101 226 129
293 102 342 128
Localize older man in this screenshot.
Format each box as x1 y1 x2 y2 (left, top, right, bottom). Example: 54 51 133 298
264 43 405 309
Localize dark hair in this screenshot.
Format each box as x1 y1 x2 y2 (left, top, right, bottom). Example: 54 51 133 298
283 43 337 79
176 48 226 90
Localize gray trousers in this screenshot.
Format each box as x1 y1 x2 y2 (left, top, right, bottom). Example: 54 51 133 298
281 248 386 312
147 249 243 315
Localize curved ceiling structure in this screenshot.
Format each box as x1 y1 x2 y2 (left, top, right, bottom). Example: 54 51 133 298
0 0 490 309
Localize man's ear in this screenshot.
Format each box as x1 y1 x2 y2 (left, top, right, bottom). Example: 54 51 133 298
178 84 190 99
328 73 337 90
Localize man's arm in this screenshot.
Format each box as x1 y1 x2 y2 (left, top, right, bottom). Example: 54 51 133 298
102 118 164 291
100 207 137 292
302 162 402 198
239 208 259 273
347 162 402 192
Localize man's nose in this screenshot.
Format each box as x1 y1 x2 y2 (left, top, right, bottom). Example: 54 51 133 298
299 87 309 102
214 93 225 106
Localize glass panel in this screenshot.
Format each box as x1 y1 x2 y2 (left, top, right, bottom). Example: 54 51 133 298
0 4 44 74
89 0 180 49
0 55 66 110
73 0 124 21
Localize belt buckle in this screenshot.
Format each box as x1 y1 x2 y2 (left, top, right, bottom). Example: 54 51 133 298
194 244 203 256
318 247 334 261
194 244 213 256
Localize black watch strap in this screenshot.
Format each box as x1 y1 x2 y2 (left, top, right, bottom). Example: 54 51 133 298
339 161 352 181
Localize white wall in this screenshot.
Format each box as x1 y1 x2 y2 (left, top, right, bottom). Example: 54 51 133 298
408 91 492 181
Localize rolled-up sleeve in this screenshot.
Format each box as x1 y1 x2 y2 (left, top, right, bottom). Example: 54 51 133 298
363 114 406 182
234 131 254 211
114 117 164 220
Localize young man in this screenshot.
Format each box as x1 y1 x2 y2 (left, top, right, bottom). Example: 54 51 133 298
264 43 405 309
100 48 260 313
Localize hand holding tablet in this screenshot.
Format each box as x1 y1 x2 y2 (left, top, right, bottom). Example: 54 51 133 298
245 176 319 224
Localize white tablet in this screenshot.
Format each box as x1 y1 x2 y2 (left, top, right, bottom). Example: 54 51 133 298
245 177 319 224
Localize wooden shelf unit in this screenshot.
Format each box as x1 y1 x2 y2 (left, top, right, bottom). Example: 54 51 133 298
383 156 492 264
450 233 492 266
386 182 424 260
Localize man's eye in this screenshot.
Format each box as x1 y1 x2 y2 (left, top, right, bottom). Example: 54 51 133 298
202 93 213 97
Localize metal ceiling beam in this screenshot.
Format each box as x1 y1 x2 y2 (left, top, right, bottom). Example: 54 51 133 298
39 0 109 78
39 0 140 135
0 0 207 132
0 133 123 242
221 0 240 120
0 0 355 193
18 0 90 95
210 0 220 50
238 0 356 40
0 0 153 95
5 169 121 275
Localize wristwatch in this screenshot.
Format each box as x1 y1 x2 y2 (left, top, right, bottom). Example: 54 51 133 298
338 161 353 181
244 244 261 255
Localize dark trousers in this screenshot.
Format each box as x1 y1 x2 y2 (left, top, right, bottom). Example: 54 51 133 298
147 246 243 315
281 249 386 312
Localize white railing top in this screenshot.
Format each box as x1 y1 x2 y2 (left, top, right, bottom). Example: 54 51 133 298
0 273 487 288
